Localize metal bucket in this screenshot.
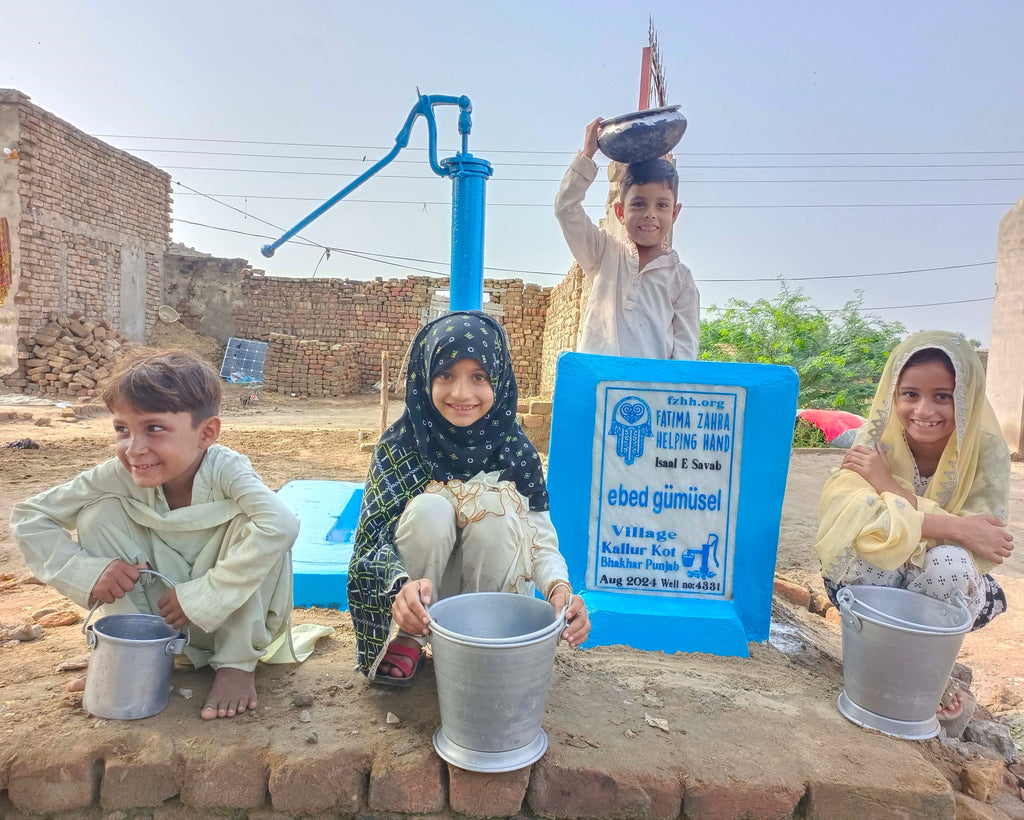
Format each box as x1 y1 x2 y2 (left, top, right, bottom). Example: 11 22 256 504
837 586 971 740
427 592 567 772
82 569 187 720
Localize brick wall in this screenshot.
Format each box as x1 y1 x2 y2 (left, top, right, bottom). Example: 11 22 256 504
0 89 170 390
235 273 434 392
540 262 588 394
483 277 549 397
234 271 559 396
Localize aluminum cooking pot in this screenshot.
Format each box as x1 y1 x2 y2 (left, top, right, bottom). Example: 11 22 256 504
597 105 687 164
81 568 188 720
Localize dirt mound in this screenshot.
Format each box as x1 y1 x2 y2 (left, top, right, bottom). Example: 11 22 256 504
147 319 224 370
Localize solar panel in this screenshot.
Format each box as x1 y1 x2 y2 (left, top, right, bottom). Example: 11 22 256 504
220 337 268 383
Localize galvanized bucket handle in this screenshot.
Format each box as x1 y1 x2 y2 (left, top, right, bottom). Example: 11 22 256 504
838 587 970 634
82 567 190 653
557 595 571 631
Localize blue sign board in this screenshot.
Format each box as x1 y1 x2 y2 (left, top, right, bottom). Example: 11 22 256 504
548 353 798 657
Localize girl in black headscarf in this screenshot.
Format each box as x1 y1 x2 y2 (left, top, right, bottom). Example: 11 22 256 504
347 311 590 685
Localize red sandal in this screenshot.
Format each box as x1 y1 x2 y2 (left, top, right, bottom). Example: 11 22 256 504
374 641 425 688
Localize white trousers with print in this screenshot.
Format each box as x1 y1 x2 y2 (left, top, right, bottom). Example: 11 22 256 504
394 491 525 644
827 543 986 623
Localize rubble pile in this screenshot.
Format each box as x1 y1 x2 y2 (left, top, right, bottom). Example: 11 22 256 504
4 311 130 397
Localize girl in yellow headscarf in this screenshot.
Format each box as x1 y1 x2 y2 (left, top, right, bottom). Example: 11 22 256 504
816 330 1014 637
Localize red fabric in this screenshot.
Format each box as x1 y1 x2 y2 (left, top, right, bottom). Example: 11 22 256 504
797 409 864 443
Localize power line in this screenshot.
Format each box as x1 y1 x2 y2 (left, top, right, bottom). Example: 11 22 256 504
169 180 1000 306
162 166 1024 184
173 218 446 275
847 296 992 311
126 146 1024 169
171 180 325 253
707 262 993 284
170 178 1015 213
100 135 578 154
174 218 283 241
123 146 1024 169
173 193 1016 208
95 133 1024 157
173 216 994 283
171 218 996 312
707 296 994 315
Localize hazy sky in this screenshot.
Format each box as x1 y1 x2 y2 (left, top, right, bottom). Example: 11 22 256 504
4 1 1023 344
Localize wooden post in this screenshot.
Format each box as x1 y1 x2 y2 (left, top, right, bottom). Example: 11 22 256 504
379 351 390 436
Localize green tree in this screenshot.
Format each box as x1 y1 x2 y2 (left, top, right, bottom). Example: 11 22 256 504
699 285 905 415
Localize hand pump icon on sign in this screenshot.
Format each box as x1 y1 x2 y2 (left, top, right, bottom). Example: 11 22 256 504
682 533 719 580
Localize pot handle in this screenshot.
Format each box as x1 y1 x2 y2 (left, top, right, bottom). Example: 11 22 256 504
836 586 971 634
948 589 970 625
837 588 861 632
556 595 571 632
82 567 189 650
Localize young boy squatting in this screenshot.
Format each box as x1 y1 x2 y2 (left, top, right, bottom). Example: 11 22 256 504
10 351 299 720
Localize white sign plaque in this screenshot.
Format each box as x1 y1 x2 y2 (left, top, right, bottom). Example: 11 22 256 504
587 382 746 599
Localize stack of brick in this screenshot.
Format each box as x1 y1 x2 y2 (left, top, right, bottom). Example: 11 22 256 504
486 278 549 397
518 396 554 454
263 333 361 397
237 274 434 389
539 264 587 395
3 312 129 397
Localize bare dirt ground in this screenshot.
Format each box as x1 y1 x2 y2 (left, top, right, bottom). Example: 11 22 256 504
1 387 1023 813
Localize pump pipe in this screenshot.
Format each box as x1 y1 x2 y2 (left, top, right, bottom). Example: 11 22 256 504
260 92 492 312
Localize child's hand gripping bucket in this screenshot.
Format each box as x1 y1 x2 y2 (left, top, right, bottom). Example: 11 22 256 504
426 592 569 772
836 586 971 740
81 568 188 720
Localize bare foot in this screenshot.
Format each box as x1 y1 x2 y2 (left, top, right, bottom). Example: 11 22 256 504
200 667 257 720
67 676 86 692
937 690 964 720
937 678 965 720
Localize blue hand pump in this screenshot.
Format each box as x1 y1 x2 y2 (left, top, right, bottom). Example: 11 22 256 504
260 93 493 312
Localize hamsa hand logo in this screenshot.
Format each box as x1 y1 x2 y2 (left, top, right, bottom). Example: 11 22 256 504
608 396 652 465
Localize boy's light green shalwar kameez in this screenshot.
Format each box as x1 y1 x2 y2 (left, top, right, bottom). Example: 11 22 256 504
12 445 306 670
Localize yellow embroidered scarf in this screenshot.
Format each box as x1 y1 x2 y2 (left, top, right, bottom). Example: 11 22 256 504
816 330 1010 578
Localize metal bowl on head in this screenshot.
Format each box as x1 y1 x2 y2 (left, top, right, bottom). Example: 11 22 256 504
597 105 687 164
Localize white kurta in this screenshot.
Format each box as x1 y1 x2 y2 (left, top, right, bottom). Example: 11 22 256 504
554 151 700 360
11 444 300 668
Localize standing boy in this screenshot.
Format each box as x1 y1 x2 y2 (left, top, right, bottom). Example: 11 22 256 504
11 350 300 720
555 117 700 360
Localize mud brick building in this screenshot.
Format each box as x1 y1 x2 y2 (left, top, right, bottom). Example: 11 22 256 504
986 195 1024 458
0 89 171 390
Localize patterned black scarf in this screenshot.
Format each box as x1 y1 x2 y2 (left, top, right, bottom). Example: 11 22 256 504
347 311 548 674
